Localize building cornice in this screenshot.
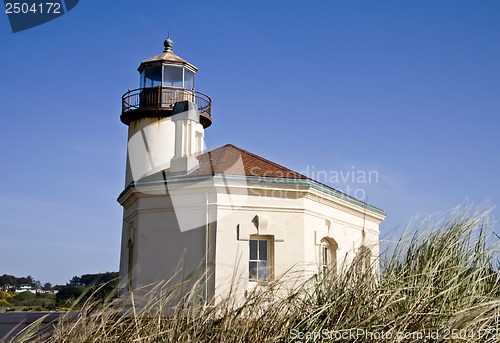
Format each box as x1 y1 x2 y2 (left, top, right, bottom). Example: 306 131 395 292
117 173 387 219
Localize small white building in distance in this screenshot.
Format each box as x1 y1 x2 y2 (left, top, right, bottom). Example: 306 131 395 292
118 37 386 302
15 285 36 294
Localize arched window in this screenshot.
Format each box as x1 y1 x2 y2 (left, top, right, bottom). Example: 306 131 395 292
355 245 372 276
320 238 338 276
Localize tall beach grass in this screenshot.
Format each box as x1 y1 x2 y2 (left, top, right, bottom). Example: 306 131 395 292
9 207 500 342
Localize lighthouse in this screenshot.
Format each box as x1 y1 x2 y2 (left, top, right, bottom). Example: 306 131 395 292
118 36 215 294
118 37 385 302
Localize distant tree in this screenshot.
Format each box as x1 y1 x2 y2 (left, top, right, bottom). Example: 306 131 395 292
62 272 119 305
56 285 86 307
68 275 81 286
52 284 64 291
79 274 97 286
16 275 36 287
0 274 17 290
99 272 119 284
42 282 53 290
68 272 119 287
0 274 42 290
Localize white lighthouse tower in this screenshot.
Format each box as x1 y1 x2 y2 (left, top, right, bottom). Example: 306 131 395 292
118 37 214 294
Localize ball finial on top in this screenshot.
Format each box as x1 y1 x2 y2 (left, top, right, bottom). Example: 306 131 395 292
164 34 173 52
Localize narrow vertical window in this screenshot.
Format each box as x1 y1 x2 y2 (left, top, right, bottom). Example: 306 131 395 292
127 222 135 291
249 238 270 281
320 239 330 275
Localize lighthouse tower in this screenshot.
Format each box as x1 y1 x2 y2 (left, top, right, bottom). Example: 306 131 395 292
121 36 212 186
118 37 214 294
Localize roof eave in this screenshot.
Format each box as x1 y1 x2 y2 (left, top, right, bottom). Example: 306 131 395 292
137 52 198 73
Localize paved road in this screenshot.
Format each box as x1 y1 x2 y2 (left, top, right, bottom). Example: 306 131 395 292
0 312 66 341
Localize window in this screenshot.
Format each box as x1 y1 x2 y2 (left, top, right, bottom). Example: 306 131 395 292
355 245 372 276
320 240 330 275
249 237 271 282
144 66 162 87
184 70 195 89
140 70 145 88
163 65 183 87
127 222 135 291
320 238 337 276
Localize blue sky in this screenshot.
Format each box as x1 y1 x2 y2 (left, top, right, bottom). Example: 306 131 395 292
0 0 499 285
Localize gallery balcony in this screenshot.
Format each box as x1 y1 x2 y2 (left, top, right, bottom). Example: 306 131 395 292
121 86 212 128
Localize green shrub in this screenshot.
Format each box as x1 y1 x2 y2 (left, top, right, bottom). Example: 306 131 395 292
14 291 35 302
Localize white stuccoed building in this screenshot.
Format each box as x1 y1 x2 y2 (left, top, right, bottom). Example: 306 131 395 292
118 37 386 301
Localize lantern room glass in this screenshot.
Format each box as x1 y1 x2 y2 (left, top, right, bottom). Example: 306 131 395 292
163 65 183 88
140 64 196 89
143 66 162 88
184 70 195 90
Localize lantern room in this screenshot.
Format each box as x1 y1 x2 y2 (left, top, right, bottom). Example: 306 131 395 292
138 36 197 90
121 36 212 128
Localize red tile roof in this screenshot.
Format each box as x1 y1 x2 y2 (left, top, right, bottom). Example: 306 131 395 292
128 144 385 216
187 144 309 179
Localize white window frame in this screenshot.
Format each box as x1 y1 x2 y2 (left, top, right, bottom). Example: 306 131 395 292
162 64 184 89
249 235 273 283
319 238 337 276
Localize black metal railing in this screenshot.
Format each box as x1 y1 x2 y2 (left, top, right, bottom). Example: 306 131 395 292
122 86 212 118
